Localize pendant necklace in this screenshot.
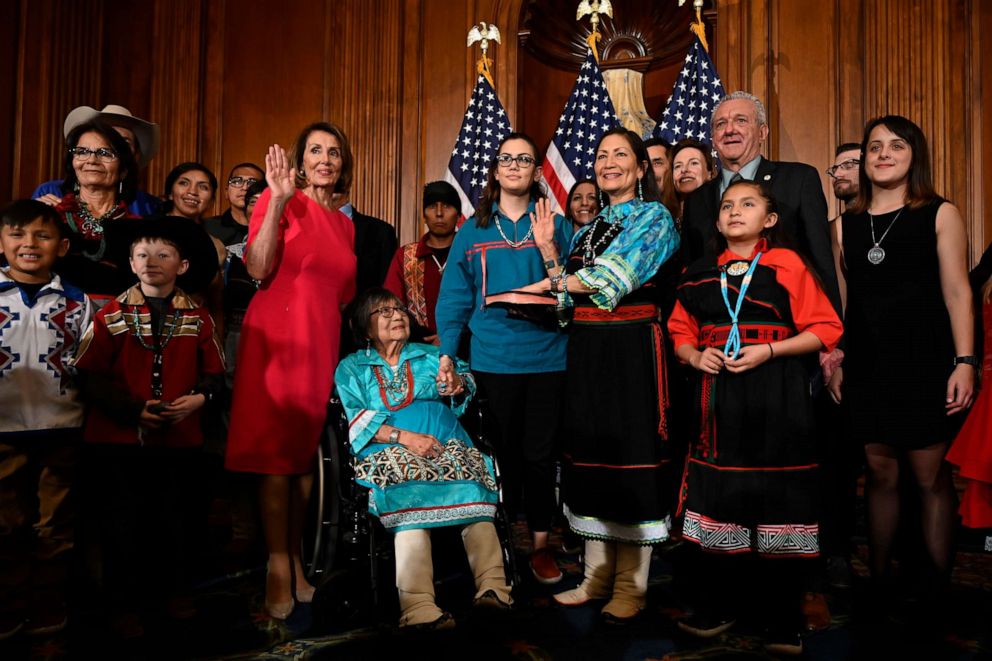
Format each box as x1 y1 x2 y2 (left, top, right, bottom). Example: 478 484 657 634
494 215 534 248
867 206 904 265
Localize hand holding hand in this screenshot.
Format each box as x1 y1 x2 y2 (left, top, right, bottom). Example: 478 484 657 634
689 348 727 374
436 355 458 394
530 197 556 249
724 344 773 374
827 367 843 404
265 144 296 203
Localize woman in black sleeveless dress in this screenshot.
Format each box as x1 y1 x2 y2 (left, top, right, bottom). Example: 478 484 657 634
833 116 976 590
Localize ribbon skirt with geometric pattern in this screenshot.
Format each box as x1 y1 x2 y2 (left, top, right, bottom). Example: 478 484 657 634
677 355 820 558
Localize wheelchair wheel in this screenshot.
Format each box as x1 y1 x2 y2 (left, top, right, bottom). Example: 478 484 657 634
303 414 343 581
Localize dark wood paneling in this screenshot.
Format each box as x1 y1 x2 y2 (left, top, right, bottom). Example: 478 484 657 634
0 1 21 203
3 0 988 258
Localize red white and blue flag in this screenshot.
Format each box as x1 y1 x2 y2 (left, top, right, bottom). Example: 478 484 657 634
444 74 512 218
542 49 619 212
652 34 726 145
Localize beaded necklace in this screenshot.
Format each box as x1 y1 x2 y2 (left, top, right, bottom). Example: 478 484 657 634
494 215 534 248
580 206 623 267
125 306 179 351
372 361 415 411
64 199 123 261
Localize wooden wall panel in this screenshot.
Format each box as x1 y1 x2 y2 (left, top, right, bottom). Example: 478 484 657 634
326 0 405 228
1 0 987 260
12 0 105 198
0 1 21 204
145 0 205 198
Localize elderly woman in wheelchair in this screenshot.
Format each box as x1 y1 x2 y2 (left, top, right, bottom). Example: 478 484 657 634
334 287 513 630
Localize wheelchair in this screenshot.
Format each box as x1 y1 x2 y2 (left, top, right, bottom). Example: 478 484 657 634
302 393 519 623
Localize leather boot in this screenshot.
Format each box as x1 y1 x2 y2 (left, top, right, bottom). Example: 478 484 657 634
601 543 651 622
554 539 616 606
462 522 512 607
394 529 447 627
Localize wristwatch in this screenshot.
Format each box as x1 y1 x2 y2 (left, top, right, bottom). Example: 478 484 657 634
953 355 980 368
388 428 401 444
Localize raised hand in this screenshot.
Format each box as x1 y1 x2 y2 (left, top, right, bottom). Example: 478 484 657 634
529 197 556 249
265 144 296 203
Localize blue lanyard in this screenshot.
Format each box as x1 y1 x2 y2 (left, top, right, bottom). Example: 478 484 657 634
720 253 762 360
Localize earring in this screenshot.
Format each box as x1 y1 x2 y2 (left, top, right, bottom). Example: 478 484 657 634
74 181 80 193
597 189 604 209
365 339 372 357
119 180 124 195
637 177 644 201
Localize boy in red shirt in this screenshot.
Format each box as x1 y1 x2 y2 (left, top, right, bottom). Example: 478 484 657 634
73 217 223 637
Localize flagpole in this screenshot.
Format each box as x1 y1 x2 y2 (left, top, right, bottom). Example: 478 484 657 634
467 22 501 86
679 0 710 52
576 0 614 62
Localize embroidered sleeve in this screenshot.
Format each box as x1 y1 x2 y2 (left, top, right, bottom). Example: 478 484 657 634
334 356 390 455
573 202 680 310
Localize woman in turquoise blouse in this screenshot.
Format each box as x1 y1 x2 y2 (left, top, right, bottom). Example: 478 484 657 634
435 132 572 585
335 287 511 629
522 127 680 623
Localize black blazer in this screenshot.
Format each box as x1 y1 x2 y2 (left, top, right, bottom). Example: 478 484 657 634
351 208 398 297
681 157 842 314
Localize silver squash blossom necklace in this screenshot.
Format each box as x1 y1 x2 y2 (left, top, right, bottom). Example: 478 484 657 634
867 206 904 265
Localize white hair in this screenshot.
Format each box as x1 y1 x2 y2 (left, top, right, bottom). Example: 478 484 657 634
712 91 767 127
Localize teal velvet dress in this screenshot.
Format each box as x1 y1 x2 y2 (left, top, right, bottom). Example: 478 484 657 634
334 343 498 532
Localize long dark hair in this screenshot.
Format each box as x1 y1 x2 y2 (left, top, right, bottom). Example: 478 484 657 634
290 121 354 194
850 115 938 214
61 121 139 203
474 132 546 228
161 162 218 215
594 127 662 206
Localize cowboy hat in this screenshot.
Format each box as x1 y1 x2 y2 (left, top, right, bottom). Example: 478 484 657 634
63 105 160 168
104 216 220 294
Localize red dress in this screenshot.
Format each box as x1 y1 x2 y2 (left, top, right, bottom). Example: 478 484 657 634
225 189 356 474
946 301 992 528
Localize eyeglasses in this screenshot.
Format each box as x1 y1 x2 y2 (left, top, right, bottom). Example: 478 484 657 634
370 305 408 319
69 147 118 162
826 159 860 178
228 176 261 188
495 154 537 169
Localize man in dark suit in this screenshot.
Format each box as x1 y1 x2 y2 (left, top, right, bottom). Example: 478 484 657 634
333 190 397 297
681 91 841 312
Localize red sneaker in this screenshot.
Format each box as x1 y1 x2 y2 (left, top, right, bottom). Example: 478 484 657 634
529 547 563 585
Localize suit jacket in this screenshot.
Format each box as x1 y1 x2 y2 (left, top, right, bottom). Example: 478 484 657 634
351 209 398 297
681 157 842 314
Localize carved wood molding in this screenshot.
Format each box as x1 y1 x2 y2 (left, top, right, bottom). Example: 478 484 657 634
518 0 700 72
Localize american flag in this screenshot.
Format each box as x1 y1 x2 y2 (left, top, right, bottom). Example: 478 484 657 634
542 49 619 211
652 34 726 145
444 73 512 218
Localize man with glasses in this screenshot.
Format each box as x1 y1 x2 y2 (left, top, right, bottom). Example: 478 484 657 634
681 91 841 313
826 143 861 212
32 105 162 217
204 163 264 247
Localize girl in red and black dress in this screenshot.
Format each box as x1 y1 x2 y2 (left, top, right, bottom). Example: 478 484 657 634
668 181 842 656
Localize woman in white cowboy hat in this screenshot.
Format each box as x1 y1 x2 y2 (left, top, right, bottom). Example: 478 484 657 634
33 104 162 217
